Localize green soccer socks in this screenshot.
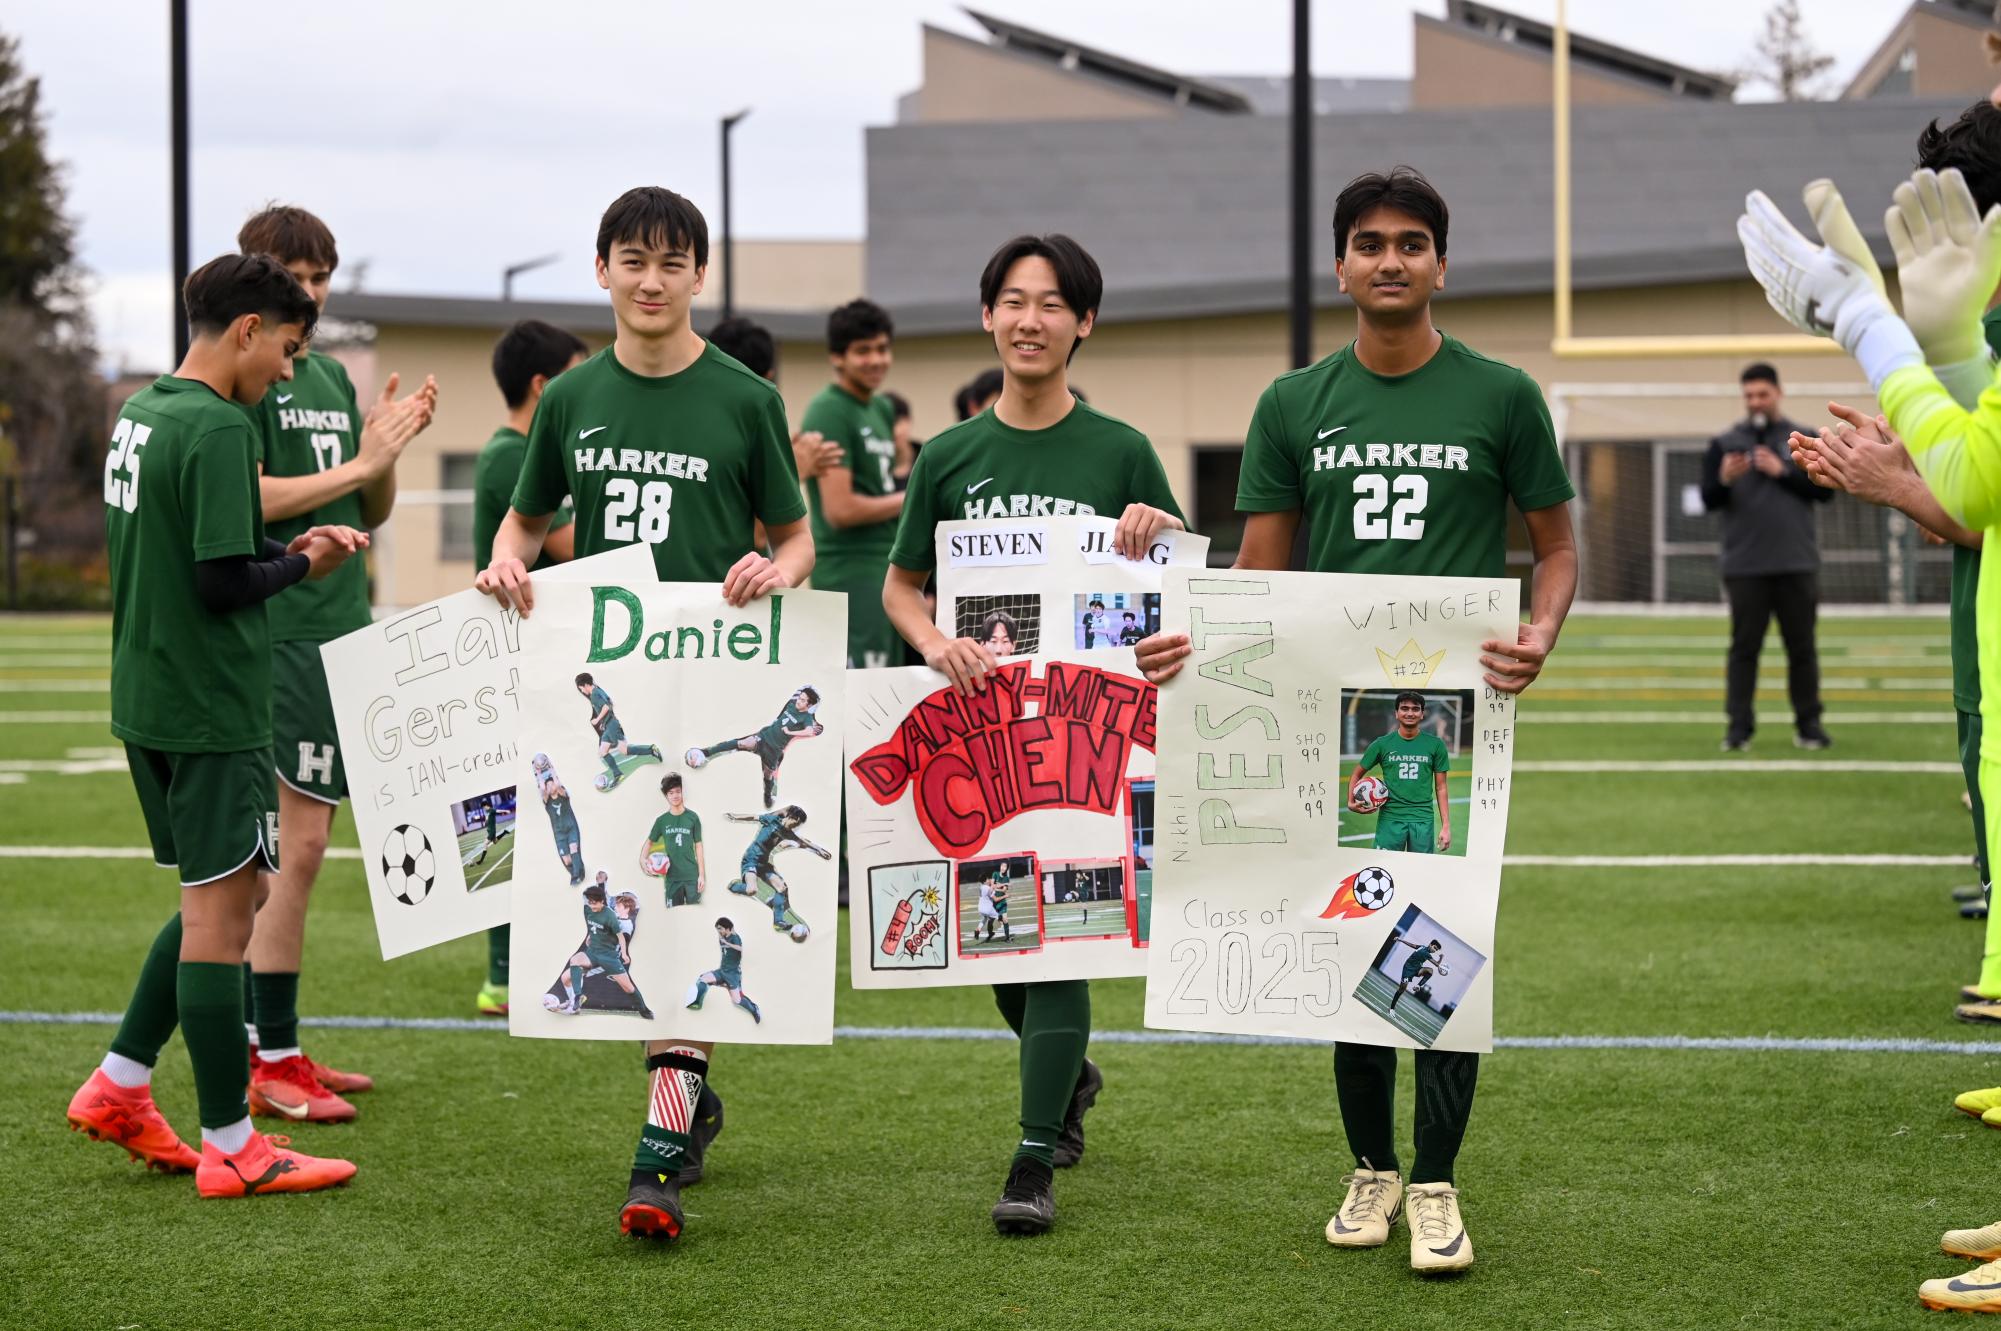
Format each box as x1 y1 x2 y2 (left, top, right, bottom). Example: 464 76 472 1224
994 980 1091 1169
109 913 184 1068
178 961 251 1130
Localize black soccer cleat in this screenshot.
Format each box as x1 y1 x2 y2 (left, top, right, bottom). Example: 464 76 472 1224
1052 1059 1102 1169
991 1157 1055 1236
638 1003 656 1021
762 774 776 809
620 1168 684 1242
677 1086 725 1185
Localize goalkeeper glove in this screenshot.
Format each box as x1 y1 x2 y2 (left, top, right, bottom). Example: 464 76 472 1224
1739 187 1922 389
1887 167 2001 374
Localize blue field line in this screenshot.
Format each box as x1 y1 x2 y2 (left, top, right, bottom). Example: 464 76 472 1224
2 1010 1998 1055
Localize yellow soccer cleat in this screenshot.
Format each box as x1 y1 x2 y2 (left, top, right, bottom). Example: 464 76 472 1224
1981 1106 2001 1132
1946 1222 2001 1262
1957 1001 2001 1027
1921 1258 2001 1313
1407 1182 1474 1274
1954 1087 2001 1119
1325 1168 1402 1248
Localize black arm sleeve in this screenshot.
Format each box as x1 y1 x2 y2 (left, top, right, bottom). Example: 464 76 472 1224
195 538 310 613
1698 439 1730 512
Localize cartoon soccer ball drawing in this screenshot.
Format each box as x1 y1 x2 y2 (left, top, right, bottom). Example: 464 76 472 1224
381 824 436 905
683 747 708 769
1352 865 1395 912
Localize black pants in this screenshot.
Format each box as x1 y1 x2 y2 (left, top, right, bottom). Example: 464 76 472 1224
1723 571 1821 736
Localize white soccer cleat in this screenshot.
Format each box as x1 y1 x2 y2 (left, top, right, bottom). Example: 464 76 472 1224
1407 1182 1474 1274
1945 1221 2001 1262
1921 1257 2001 1312
1324 1168 1402 1248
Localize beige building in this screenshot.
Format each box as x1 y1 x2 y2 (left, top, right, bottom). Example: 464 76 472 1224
337 2 2001 610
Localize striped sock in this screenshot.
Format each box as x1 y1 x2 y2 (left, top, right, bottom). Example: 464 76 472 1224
634 1046 708 1173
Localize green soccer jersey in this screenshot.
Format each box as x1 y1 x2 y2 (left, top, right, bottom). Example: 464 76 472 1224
758 697 817 750
584 903 622 955
1236 334 1574 578
1400 944 1437 982
804 383 900 561
889 402 1184 572
1360 729 1450 818
587 686 613 727
105 375 272 753
511 343 806 581
647 809 702 880
256 350 372 642
717 932 744 983
472 426 573 572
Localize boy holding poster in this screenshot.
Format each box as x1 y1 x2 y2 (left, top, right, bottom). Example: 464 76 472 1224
475 186 812 1242
1138 168 1576 1273
69 254 361 1196
882 233 1182 1235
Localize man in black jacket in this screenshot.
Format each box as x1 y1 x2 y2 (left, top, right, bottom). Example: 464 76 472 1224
1701 363 1834 752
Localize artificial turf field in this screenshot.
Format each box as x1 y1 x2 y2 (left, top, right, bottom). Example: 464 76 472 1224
4 611 1999 1329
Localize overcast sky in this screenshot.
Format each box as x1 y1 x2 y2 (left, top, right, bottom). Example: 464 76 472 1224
8 0 1919 371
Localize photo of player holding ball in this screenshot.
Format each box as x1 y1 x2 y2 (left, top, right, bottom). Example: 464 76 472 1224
1349 691 1453 855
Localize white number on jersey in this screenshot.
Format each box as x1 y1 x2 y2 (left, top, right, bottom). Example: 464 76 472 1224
1398 761 1420 780
1352 474 1429 541
102 418 152 513
309 431 342 471
604 478 673 543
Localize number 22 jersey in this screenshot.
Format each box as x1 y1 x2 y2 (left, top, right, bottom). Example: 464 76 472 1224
512 342 806 581
1235 333 1573 579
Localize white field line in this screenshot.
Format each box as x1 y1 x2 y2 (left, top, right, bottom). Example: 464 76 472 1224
1530 679 1948 692
0 846 1965 870
1514 760 1959 774
0 681 106 693
1520 710 1949 725
0 712 111 723
0 656 108 667
0 1009 1990 1055
1546 655 1949 669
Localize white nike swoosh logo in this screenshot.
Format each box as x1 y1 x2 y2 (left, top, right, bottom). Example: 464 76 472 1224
261 1094 310 1120
276 394 293 404
966 478 995 495
579 425 608 439
1317 426 1346 439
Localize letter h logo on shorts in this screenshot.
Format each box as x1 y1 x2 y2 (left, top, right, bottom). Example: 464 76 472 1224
296 743 336 785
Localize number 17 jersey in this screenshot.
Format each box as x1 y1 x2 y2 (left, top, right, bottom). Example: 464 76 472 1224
1235 333 1573 579
512 342 806 581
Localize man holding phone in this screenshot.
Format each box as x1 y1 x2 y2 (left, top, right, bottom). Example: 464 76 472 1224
1700 362 1832 752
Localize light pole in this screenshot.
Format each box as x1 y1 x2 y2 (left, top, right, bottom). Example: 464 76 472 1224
502 253 559 302
170 0 190 363
720 108 751 318
1288 0 1311 371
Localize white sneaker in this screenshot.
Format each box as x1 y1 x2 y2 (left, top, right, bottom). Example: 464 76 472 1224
1921 1257 2001 1312
1407 1182 1474 1273
1324 1168 1402 1248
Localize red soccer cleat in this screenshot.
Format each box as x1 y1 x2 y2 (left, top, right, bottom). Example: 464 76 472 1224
248 1054 357 1124
195 1132 356 1198
303 1054 373 1094
66 1069 200 1172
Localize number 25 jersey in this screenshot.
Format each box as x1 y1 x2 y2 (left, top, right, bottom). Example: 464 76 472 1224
512 343 806 581
1235 333 1573 579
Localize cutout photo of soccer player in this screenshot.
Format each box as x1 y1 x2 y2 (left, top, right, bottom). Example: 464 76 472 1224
690 686 823 809
1136 167 1577 1276
535 754 587 886
884 232 1182 1236
239 205 437 1124
724 806 831 938
554 883 651 1019
641 773 705 906
1386 938 1446 1013
686 918 761 1025
1351 691 1452 854
68 253 361 1195
576 672 662 791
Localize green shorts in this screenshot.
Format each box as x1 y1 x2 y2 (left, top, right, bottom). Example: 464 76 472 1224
666 879 700 907
585 945 627 977
1960 708 1988 885
126 743 279 885
1374 816 1435 854
272 639 346 803
598 715 627 749
818 557 901 669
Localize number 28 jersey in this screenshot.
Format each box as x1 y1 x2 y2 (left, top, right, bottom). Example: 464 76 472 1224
512 343 806 581
1235 334 1573 579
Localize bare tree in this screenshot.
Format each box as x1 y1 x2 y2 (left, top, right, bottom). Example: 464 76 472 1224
1739 0 1836 101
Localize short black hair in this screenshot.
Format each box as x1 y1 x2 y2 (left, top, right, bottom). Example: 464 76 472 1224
575 672 594 687
1918 101 2001 214
183 253 319 339
1740 362 1780 387
662 773 682 795
1332 166 1450 261
709 316 775 378
782 804 806 824
979 234 1103 363
585 883 607 905
980 610 1018 642
884 390 911 423
797 685 820 707
716 916 734 930
957 368 1005 419
827 299 893 355
492 320 588 409
237 204 338 271
596 186 708 267
1394 690 1425 710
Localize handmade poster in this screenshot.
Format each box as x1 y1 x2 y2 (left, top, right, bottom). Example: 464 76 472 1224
1142 569 1520 1052
508 583 846 1045
844 515 1207 989
323 544 657 960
